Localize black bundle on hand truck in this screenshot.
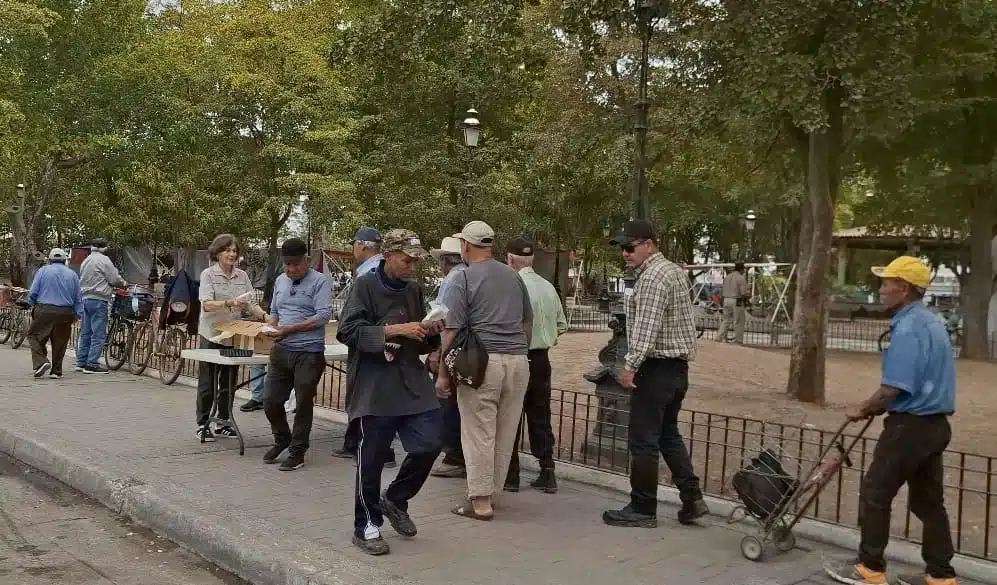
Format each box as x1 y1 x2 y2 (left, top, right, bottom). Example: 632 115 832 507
728 418 875 562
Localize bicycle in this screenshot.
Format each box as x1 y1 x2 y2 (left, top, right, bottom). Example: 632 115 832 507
105 285 156 370
129 298 190 385
0 286 28 345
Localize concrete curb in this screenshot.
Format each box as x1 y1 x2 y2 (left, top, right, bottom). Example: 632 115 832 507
0 425 398 585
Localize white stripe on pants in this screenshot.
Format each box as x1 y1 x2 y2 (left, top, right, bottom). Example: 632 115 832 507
457 353 530 498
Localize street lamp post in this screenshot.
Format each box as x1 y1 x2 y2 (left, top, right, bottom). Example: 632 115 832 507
630 0 663 221
742 209 757 261
461 108 481 222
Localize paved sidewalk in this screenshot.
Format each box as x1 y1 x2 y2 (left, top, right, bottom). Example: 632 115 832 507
0 349 968 585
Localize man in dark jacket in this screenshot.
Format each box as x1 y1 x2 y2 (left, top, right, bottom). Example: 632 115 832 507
337 229 444 557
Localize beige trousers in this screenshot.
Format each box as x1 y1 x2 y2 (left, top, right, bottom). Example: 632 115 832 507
716 298 746 343
457 353 530 498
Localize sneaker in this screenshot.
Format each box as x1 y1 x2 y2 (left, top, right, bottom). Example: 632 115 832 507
897 575 957 585
239 399 263 412
431 462 467 478
332 445 356 459
602 505 657 528
677 499 709 525
34 362 52 378
213 425 238 438
74 365 86 373
279 452 305 471
49 373 62 379
83 364 109 374
503 479 520 492
380 493 417 537
530 468 558 494
194 426 216 443
262 444 288 464
823 559 888 585
352 532 389 556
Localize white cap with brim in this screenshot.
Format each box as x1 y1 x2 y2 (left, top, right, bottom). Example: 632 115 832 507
431 236 463 260
454 220 495 247
48 248 68 261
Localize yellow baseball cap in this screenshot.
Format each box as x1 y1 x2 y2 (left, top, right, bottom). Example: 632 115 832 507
871 256 932 289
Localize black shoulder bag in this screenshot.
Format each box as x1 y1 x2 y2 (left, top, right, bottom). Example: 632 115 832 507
442 271 489 388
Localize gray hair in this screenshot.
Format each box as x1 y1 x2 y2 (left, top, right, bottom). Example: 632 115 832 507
507 253 534 269
440 253 463 271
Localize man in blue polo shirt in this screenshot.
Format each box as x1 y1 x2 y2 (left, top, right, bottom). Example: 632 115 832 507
825 256 957 585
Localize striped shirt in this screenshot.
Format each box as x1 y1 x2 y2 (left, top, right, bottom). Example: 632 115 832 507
624 252 697 370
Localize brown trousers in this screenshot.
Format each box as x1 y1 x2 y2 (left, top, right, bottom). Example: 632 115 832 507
28 304 76 375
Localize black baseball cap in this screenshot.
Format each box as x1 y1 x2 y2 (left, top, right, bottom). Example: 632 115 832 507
353 226 381 243
609 219 657 246
506 236 535 257
281 238 308 258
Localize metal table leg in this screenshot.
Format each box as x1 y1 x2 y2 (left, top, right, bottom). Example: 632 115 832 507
206 364 245 455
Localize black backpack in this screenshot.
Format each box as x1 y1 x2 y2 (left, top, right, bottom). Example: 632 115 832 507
442 271 489 388
732 449 800 521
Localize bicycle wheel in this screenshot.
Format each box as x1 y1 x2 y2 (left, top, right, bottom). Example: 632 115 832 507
158 328 185 385
10 312 28 349
104 318 131 370
129 321 154 375
0 310 12 344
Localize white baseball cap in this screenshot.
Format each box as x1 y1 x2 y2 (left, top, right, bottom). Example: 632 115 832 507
453 220 495 247
48 248 68 261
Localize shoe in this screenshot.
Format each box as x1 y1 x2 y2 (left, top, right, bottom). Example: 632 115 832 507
213 425 238 438
74 365 85 373
194 427 216 443
602 505 657 528
431 462 467 478
823 559 888 585
279 452 305 471
530 468 558 494
262 444 288 464
239 399 263 412
897 575 957 585
503 480 520 492
677 499 709 525
49 373 62 379
380 493 417 537
352 532 389 556
34 362 52 378
84 364 109 374
332 445 356 459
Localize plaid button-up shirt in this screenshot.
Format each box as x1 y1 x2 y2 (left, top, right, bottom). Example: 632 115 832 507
624 252 697 370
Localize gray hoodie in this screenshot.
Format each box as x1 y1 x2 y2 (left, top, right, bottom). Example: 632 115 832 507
79 250 125 301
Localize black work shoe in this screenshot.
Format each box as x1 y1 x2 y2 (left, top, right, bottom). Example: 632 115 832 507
503 480 520 492
677 499 709 525
263 444 289 464
84 363 109 374
332 445 355 459
239 399 263 412
602 505 657 528
279 452 305 471
530 468 558 494
380 493 417 537
352 533 389 556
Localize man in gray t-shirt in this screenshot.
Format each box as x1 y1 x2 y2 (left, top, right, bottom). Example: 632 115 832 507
437 221 532 521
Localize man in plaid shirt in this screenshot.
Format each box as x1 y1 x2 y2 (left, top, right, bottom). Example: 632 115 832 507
602 218 709 528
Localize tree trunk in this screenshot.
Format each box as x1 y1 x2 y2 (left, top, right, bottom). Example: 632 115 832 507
262 224 280 309
786 129 838 404
962 184 994 359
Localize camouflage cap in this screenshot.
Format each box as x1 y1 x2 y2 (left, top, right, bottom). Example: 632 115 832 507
381 229 429 259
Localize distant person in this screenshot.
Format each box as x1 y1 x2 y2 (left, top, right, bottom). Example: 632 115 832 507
26 248 82 379
825 257 957 585
337 229 444 556
503 236 567 493
437 221 532 521
76 237 126 374
603 219 707 529
716 261 749 344
261 238 332 471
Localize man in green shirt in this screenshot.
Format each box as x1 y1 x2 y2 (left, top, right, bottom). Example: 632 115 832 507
504 236 568 493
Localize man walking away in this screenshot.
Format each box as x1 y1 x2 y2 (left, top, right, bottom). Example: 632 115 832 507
429 236 468 479
27 249 83 379
77 237 125 374
716 261 749 343
603 219 708 528
504 236 567 493
334 226 397 467
338 229 444 556
436 221 532 521
824 256 957 585
261 238 332 471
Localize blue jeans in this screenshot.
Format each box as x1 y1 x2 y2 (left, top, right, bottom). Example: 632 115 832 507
250 364 266 402
76 298 109 367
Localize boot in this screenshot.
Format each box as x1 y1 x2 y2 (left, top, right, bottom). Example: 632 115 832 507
530 468 558 494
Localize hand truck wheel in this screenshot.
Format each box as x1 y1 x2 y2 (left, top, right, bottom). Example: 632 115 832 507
740 535 764 561
772 525 796 552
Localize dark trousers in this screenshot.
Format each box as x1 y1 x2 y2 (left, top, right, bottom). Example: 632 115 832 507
440 388 464 465
263 345 324 456
628 357 702 515
28 304 75 375
354 408 443 536
196 336 236 426
507 348 555 481
859 413 955 578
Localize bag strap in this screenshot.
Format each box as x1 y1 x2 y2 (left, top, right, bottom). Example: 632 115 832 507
462 270 472 331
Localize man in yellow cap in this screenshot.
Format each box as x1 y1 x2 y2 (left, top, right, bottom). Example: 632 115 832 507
824 256 957 585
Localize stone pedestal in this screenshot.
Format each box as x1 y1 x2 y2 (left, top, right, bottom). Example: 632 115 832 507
581 313 632 470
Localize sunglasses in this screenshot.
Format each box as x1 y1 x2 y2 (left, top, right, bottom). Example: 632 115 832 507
621 239 646 254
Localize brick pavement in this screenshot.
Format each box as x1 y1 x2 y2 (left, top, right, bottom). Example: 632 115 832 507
0 349 973 585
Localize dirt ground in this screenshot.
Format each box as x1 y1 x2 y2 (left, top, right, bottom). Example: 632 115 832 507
549 332 997 457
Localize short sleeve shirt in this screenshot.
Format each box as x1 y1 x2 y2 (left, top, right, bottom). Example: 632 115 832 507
197 264 256 344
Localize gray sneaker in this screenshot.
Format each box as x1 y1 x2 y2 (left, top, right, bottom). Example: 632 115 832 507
380 493 417 537
352 533 389 556
431 462 467 478
33 362 51 378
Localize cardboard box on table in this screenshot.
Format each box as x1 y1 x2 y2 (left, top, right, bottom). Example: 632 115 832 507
210 320 275 355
